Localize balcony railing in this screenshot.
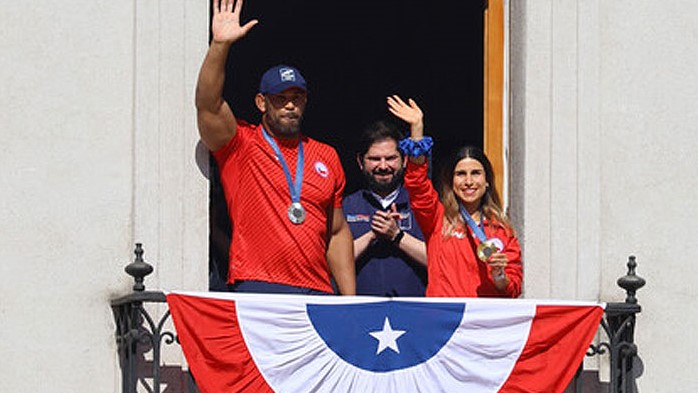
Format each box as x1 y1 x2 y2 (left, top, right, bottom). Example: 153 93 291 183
111 243 645 393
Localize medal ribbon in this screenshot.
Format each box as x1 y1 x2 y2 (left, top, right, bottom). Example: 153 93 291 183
458 203 486 242
261 127 304 205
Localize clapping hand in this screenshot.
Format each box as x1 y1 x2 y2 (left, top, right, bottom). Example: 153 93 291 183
371 203 403 241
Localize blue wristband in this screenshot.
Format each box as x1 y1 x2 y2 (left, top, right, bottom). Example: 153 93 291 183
399 136 434 158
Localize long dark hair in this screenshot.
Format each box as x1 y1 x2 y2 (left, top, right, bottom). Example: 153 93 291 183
438 146 513 236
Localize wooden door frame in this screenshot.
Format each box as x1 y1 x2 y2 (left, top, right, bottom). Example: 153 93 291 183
484 0 506 204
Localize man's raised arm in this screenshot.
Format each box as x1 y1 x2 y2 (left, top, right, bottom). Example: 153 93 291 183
195 0 258 151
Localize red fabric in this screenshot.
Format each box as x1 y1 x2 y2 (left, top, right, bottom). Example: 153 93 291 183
167 294 274 393
403 160 523 297
213 122 346 293
501 305 605 392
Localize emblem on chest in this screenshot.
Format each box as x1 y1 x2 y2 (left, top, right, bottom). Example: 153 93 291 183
314 161 329 178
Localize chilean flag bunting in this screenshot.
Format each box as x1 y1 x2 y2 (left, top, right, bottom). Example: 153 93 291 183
166 292 604 393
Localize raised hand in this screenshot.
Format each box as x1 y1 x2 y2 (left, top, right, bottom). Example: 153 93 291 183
387 95 424 138
212 0 258 44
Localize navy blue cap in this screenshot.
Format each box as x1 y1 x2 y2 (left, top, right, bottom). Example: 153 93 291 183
259 65 307 94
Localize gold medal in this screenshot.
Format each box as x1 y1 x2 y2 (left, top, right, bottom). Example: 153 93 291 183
477 240 500 262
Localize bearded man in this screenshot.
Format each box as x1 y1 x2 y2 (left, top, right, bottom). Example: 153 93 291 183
195 0 355 295
342 121 427 296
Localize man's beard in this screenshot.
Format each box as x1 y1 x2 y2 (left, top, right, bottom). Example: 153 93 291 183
364 167 405 195
264 112 303 136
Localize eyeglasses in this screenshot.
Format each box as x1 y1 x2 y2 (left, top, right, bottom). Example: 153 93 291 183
266 92 308 107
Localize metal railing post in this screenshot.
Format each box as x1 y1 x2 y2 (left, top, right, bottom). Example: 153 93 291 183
573 255 645 393
610 255 645 393
111 244 173 393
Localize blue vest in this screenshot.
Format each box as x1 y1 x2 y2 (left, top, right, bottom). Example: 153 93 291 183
342 186 427 297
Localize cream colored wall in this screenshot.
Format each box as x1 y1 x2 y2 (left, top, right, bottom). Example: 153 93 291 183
5 0 696 391
510 1 698 391
0 0 208 391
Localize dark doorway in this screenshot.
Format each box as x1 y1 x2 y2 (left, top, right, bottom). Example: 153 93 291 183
210 0 486 290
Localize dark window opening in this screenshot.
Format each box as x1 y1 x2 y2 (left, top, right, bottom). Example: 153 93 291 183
209 0 486 290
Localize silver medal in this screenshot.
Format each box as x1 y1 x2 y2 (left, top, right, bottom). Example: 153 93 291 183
288 202 306 224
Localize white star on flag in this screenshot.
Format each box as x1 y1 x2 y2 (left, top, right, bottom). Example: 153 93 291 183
369 317 406 355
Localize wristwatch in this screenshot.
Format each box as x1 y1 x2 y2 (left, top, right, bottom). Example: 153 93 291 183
392 229 405 245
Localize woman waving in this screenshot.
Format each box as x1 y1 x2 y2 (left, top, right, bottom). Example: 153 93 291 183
387 95 523 298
